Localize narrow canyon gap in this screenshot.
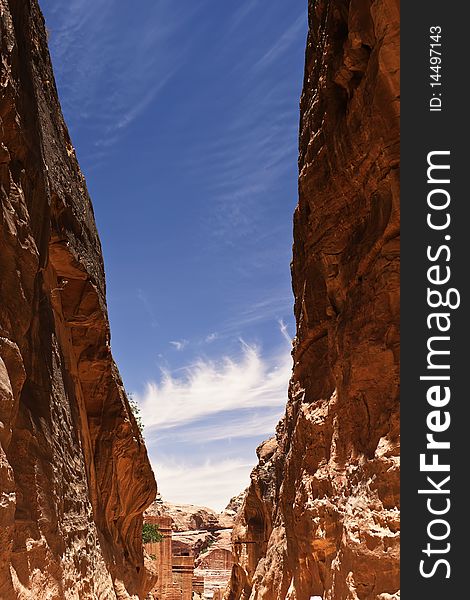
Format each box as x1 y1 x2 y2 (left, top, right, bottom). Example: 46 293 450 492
0 1 157 598
0 0 400 599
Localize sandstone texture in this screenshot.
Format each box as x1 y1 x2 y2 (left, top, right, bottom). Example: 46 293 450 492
225 1 400 600
0 1 157 598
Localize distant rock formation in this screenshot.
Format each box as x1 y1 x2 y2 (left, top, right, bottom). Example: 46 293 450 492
147 497 235 533
0 1 156 597
225 1 400 599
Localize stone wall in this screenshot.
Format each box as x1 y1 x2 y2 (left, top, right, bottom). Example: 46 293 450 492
145 516 198 600
146 517 175 600
192 575 205 596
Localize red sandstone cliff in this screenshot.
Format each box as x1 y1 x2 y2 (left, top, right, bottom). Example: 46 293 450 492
225 1 400 599
0 1 157 597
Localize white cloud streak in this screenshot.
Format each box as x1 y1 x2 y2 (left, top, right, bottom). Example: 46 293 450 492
136 288 159 329
179 10 307 243
226 0 259 35
221 295 293 335
153 457 253 512
253 13 306 70
137 341 291 431
151 409 283 445
44 0 198 161
278 318 292 344
140 334 291 509
169 340 189 351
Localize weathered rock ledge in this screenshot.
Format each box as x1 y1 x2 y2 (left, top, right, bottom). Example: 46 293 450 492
0 1 157 597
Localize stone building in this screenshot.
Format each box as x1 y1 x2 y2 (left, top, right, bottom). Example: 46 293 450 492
145 516 175 600
196 548 232 571
192 575 205 597
144 515 198 600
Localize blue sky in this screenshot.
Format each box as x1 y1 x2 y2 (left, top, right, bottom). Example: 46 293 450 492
41 0 307 511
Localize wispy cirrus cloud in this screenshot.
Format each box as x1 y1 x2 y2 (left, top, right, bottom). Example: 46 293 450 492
136 288 159 329
139 325 292 509
150 407 283 445
169 339 189 351
253 12 306 70
225 0 260 36
190 105 298 240
278 318 292 343
221 295 293 336
44 0 201 162
138 340 291 431
179 9 307 243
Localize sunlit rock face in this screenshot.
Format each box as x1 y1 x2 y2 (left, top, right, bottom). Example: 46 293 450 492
225 1 400 599
0 1 156 597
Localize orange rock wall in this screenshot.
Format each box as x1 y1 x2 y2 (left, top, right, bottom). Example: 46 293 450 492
0 1 157 597
225 1 400 599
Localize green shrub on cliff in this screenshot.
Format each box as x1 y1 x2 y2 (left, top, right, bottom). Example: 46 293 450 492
127 392 144 434
142 523 163 544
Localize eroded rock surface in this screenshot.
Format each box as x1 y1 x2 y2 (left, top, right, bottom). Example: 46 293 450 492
225 1 400 599
0 1 156 597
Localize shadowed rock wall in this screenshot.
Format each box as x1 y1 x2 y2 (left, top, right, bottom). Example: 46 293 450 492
0 1 157 597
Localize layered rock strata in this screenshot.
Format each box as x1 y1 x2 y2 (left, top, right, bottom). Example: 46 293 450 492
225 1 400 599
0 1 157 597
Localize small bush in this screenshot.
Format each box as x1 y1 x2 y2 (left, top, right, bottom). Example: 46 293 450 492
143 523 164 544
128 392 144 434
